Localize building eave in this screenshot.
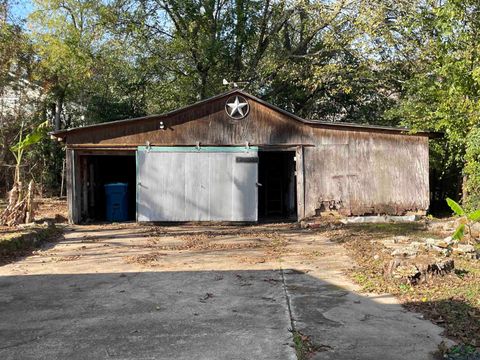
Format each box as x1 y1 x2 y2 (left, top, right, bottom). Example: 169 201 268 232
50 89 441 139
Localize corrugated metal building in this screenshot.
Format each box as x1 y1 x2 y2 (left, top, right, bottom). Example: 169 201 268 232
51 90 436 224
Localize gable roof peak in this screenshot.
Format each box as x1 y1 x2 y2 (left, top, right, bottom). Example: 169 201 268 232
50 89 438 139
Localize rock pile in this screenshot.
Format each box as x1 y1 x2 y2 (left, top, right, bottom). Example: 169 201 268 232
390 236 478 259
385 257 455 285
383 235 477 285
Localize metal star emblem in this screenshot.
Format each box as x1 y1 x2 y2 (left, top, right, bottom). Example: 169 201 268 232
225 95 249 119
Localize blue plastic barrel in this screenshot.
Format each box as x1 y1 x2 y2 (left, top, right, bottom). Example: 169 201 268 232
104 183 129 222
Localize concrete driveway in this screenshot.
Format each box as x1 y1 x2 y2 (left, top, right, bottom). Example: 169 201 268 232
0 223 449 359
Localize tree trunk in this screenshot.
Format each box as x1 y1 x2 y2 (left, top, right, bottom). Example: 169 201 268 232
25 180 35 224
462 174 468 205
54 95 64 131
233 0 245 78
198 70 208 99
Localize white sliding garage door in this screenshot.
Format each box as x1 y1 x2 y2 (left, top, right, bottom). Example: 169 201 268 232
136 146 258 222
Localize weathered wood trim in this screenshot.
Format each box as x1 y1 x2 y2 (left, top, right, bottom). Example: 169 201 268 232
66 149 81 224
68 145 138 149
67 143 315 149
74 149 136 156
296 146 305 220
80 156 88 220
66 149 73 223
426 137 431 211
51 90 439 139
135 150 139 222
258 146 302 152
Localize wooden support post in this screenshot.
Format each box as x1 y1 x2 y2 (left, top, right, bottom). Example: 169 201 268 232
66 149 81 224
81 156 88 220
60 158 66 197
296 146 305 220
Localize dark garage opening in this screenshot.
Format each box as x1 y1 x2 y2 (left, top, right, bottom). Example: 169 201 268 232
79 154 136 222
258 151 297 221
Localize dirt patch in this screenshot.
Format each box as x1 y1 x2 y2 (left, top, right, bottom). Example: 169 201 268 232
35 197 68 223
124 252 169 266
156 233 263 251
124 231 290 266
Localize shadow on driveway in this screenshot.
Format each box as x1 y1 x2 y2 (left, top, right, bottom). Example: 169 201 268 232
0 268 448 360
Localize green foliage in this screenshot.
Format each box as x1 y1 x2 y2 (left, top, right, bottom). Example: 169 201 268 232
102 0 405 123
452 223 465 241
464 127 480 211
0 19 32 87
446 344 478 358
291 330 319 360
25 137 64 196
446 198 480 243
446 198 465 216
11 121 48 154
467 209 480 222
9 120 49 186
385 0 480 205
2 0 480 201
30 0 100 83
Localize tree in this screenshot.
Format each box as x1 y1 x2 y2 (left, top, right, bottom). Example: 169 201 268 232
30 0 102 130
0 0 40 194
104 0 404 124
384 0 480 207
0 120 48 226
9 0 477 206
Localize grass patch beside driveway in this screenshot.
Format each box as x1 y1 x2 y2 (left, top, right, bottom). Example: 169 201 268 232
0 224 63 265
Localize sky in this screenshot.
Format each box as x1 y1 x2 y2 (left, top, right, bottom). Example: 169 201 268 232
9 0 34 23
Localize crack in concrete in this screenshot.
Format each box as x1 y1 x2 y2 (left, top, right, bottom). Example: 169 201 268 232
280 267 296 333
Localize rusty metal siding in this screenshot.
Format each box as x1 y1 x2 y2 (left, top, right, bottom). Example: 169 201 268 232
64 95 430 217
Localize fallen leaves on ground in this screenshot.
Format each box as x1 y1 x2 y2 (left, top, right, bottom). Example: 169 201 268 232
52 254 82 262
125 230 290 267
124 252 168 266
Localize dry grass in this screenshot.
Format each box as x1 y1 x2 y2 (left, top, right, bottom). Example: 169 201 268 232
0 198 68 265
0 224 64 265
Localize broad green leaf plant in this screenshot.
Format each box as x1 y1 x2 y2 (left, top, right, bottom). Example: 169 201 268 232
11 121 49 188
446 198 480 244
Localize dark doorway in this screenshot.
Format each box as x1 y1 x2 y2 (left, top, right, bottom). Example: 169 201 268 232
258 151 297 221
79 154 136 222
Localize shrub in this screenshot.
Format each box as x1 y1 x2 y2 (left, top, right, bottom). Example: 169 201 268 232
464 127 480 211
